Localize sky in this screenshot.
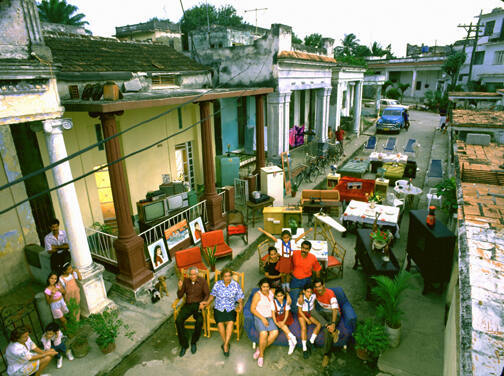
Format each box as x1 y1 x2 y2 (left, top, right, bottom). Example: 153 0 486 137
69 0 501 57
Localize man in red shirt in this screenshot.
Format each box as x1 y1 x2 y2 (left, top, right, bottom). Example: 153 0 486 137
290 241 322 290
312 278 341 368
336 127 345 156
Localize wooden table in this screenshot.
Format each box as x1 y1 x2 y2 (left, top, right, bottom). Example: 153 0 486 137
341 200 400 237
246 197 274 227
353 229 400 298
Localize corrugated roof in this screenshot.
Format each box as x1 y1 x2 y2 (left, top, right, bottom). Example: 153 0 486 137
277 50 337 64
451 110 504 128
44 34 210 73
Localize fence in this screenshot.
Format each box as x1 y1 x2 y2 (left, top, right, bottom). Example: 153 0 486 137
86 227 118 266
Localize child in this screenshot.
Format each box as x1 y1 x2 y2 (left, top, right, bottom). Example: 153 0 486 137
44 272 68 331
59 263 82 320
264 247 281 290
270 288 297 355
41 322 73 369
297 283 322 359
258 228 313 292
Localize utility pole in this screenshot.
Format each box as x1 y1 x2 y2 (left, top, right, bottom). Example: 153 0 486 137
244 8 267 34
457 13 484 86
468 10 483 84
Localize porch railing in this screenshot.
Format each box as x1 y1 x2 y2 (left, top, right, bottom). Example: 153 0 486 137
218 189 227 215
86 227 118 265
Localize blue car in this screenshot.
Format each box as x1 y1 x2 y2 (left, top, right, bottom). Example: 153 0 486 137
376 106 407 133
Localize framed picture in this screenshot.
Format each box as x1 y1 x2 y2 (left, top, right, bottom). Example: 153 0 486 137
147 238 169 270
189 217 205 244
164 219 190 250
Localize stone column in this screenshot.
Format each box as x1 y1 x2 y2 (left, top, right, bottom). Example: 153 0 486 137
411 69 417 98
282 92 291 153
199 101 225 230
335 82 344 129
375 85 382 115
266 92 288 157
91 112 153 292
254 94 266 174
293 90 301 126
39 119 111 315
353 81 363 135
345 85 352 116
315 87 332 142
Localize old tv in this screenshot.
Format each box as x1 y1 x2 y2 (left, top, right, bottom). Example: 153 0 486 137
167 192 188 210
138 199 167 223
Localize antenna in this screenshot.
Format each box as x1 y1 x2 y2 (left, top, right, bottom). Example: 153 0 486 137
244 8 267 34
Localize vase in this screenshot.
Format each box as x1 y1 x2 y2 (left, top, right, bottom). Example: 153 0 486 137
370 201 376 209
355 347 373 361
385 323 401 348
70 337 89 358
372 240 387 252
426 205 436 228
99 341 116 354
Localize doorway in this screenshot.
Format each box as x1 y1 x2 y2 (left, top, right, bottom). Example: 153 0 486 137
94 166 115 221
175 141 195 190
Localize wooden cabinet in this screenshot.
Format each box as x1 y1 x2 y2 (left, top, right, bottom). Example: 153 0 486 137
406 210 456 294
374 178 389 196
263 207 303 234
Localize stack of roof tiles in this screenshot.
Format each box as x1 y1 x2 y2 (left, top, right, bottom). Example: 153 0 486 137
451 110 504 128
456 140 504 185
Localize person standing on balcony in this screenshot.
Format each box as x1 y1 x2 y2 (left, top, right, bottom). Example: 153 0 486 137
44 219 71 275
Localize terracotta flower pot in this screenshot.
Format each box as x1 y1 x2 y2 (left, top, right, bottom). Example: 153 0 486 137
355 347 373 361
70 338 89 358
99 342 116 354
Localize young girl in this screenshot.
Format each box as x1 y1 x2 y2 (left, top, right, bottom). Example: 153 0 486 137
44 273 68 331
258 228 313 291
264 247 281 290
270 288 297 355
297 283 322 359
59 263 82 321
41 322 73 369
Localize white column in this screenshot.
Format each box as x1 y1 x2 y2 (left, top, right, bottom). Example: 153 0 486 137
293 90 300 126
411 69 417 98
345 85 352 116
39 119 112 316
267 92 290 157
283 92 292 154
376 85 382 115
314 88 332 142
335 82 344 129
353 81 363 135
304 90 310 126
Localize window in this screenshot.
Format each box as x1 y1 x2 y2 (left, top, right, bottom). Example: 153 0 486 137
151 74 178 87
415 81 422 91
474 51 485 65
494 50 504 65
484 20 496 36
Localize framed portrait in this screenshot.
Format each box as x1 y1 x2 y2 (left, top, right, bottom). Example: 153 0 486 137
147 238 169 270
164 219 190 250
189 217 205 244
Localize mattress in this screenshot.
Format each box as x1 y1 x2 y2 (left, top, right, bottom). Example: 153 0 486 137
338 159 370 178
383 162 406 179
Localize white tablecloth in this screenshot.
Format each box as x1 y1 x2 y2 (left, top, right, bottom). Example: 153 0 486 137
394 180 422 196
274 239 328 262
369 152 408 163
340 200 401 237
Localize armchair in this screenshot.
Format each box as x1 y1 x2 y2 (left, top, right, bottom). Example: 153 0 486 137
201 230 233 260
175 247 207 277
226 209 248 245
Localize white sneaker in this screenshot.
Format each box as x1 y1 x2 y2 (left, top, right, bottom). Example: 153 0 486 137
288 341 296 355
57 356 63 368
66 350 74 360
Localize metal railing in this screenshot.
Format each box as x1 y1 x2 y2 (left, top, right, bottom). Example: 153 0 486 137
218 189 227 215
86 227 118 266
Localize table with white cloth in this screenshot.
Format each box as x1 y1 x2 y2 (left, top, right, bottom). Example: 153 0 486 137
274 238 328 267
340 200 400 238
369 152 408 173
394 180 422 209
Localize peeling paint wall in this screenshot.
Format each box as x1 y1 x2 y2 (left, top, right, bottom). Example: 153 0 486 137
0 125 39 295
0 0 30 59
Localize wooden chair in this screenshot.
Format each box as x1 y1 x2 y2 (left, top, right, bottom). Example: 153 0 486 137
172 268 211 337
201 230 233 260
257 239 271 274
206 270 245 341
326 241 347 279
226 209 248 245
175 246 207 278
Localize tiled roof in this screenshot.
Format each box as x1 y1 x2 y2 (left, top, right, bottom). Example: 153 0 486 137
44 34 210 73
451 109 504 128
277 50 337 64
456 141 504 185
449 91 502 98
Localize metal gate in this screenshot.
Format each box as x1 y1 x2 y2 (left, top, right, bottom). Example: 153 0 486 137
234 178 248 208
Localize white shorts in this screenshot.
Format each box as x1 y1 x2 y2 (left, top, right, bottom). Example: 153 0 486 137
439 116 447 126
50 298 69 319
9 360 39 376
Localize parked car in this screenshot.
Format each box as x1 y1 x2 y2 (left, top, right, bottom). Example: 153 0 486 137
376 106 407 133
379 98 409 110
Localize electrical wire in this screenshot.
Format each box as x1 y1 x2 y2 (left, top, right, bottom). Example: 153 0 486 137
0 58 268 215
0 44 259 193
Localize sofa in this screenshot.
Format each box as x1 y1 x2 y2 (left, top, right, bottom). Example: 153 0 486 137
300 189 341 216
244 287 356 348
334 176 375 203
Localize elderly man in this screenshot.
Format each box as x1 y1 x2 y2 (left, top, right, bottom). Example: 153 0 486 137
44 218 71 274
312 277 341 368
176 266 209 357
290 240 322 290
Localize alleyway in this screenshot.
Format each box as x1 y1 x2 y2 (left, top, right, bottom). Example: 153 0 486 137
102 110 448 376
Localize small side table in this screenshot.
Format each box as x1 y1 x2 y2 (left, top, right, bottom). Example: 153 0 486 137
327 173 341 189
246 197 274 227
374 178 389 196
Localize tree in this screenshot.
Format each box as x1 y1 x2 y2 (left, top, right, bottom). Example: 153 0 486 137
371 42 386 57
304 33 323 49
382 80 394 95
37 0 88 26
386 87 401 100
385 44 395 59
292 32 303 45
354 44 372 58
397 83 411 102
340 33 360 56
442 50 467 91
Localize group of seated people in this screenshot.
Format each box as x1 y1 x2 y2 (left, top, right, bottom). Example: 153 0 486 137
175 228 340 369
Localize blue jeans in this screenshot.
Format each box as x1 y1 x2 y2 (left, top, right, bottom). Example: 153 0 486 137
290 276 312 290
52 341 67 359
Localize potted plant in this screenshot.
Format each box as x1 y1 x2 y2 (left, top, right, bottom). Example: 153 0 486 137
88 308 135 354
288 217 298 236
367 192 383 207
371 270 413 347
203 245 217 272
369 229 391 251
66 298 90 358
291 181 299 197
353 318 389 361
435 177 458 215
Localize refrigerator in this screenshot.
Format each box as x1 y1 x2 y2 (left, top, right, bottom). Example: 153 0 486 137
260 166 284 206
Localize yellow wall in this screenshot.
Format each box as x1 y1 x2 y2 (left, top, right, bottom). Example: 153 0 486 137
0 125 39 295
36 103 205 227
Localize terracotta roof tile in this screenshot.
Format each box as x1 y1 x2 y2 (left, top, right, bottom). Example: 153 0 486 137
44 35 210 73
449 91 501 98
451 109 504 128
277 50 337 64
455 140 504 185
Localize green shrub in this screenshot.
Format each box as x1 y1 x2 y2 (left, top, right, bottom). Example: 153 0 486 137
386 87 400 100
354 318 389 357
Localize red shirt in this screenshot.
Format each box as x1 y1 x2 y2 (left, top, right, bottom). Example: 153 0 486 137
291 251 322 279
315 288 340 312
336 129 345 142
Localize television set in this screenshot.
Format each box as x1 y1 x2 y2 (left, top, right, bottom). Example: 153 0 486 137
167 192 188 210
137 199 168 223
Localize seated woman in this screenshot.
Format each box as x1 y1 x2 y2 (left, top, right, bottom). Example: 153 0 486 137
5 326 57 376
250 278 279 368
297 283 322 359
271 287 297 355
205 268 244 357
264 246 281 290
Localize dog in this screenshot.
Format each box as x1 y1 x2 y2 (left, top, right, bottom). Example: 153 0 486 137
149 288 161 304
155 275 168 298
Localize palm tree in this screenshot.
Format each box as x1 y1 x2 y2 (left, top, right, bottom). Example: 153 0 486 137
341 33 359 56
371 42 386 57
397 83 411 103
37 0 88 26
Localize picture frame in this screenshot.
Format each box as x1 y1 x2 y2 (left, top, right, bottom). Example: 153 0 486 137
147 238 169 270
164 219 190 250
189 217 205 244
